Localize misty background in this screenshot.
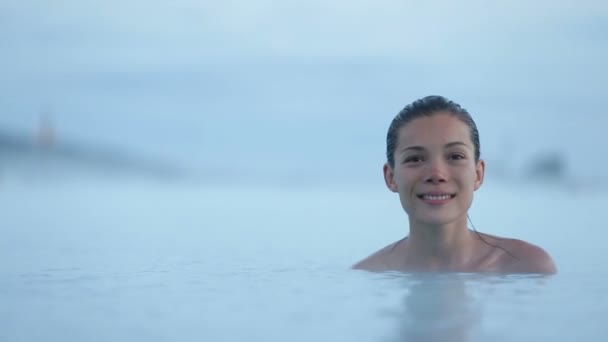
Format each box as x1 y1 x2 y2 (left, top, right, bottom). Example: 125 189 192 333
1 0 606 186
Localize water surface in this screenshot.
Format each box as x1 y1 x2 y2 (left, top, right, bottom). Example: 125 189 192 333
0 179 605 341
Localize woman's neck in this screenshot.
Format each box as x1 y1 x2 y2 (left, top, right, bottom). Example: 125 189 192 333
400 218 477 271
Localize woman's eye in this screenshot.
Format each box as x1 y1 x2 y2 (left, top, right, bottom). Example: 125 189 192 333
449 153 466 160
404 156 423 163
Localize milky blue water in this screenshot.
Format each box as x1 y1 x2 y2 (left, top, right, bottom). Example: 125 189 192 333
1 178 605 341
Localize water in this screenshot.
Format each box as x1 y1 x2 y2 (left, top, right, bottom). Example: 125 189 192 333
1 178 606 341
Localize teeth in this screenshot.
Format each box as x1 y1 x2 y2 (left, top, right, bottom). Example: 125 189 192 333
423 195 451 200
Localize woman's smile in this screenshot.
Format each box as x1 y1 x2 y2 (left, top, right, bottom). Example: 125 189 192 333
416 192 456 205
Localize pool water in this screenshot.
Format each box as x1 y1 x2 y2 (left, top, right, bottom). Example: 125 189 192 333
1 179 605 341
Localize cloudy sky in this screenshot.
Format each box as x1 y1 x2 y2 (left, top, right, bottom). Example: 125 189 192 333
1 0 606 183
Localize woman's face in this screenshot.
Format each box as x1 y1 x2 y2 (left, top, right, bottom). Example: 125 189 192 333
384 112 485 226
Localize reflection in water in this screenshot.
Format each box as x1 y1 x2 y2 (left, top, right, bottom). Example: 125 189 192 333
392 275 480 342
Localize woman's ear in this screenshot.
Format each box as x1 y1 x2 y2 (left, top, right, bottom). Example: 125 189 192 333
384 163 398 192
474 159 485 191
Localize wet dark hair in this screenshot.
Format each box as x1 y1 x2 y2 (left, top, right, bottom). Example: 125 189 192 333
386 95 480 168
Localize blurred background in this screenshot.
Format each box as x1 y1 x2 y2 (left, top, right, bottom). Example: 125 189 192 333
1 0 606 187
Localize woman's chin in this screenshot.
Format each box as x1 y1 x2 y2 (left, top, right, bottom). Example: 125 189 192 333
413 214 462 227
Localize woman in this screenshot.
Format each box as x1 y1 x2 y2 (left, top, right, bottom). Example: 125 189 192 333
353 96 557 274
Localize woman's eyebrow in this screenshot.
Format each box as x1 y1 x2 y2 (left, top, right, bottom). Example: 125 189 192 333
399 146 425 153
444 141 468 148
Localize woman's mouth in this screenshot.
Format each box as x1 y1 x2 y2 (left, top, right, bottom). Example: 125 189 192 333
417 193 456 203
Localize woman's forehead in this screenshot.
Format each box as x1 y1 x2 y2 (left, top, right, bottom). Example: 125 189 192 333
397 114 473 148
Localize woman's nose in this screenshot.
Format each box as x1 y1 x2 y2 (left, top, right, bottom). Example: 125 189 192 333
424 160 447 184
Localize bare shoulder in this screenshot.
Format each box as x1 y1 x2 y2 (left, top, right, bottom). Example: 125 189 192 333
492 236 557 274
352 240 402 272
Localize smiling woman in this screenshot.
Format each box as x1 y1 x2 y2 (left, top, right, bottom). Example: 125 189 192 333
353 95 557 274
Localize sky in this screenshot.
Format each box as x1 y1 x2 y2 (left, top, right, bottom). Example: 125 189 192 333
0 0 607 184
